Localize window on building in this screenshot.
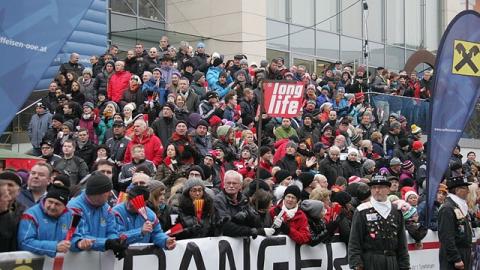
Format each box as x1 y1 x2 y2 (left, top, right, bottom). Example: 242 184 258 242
425 0 440 51
386 45 406 71
316 31 340 61
139 0 165 21
386 0 405 46
291 0 314 26
341 0 362 38
267 0 287 21
340 36 363 65
290 26 315 55
369 42 385 68
316 0 338 32
366 0 383 42
293 58 314 74
267 49 290 66
111 0 137 15
267 20 289 52
405 0 422 49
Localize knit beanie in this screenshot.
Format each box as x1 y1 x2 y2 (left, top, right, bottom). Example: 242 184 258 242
85 174 113 195
123 102 136 112
259 146 272 157
83 102 94 110
247 179 271 197
182 178 205 195
412 141 423 151
52 113 65 123
402 160 414 170
332 191 352 206
274 169 290 183
127 185 150 201
283 185 301 200
46 184 70 206
0 171 22 186
216 125 231 137
196 119 209 129
148 181 166 193
53 174 71 188
213 58 223 67
188 165 205 180
193 71 204 82
258 168 273 180
298 172 314 189
362 159 376 171
300 200 324 219
356 182 371 201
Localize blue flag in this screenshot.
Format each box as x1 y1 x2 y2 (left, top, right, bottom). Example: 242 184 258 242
427 10 480 219
0 0 106 133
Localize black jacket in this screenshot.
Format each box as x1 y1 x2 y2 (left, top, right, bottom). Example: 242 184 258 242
319 156 344 188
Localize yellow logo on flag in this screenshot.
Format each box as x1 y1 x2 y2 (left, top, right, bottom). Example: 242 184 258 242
452 40 480 76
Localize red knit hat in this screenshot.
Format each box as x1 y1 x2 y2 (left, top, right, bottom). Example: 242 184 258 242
412 141 423 151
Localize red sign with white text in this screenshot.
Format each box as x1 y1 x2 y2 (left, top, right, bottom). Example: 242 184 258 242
263 81 305 117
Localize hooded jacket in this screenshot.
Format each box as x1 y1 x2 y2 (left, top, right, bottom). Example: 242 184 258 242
108 70 132 102
123 130 164 166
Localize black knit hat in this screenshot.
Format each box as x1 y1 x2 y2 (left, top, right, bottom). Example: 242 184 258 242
53 174 71 188
259 146 272 157
247 179 271 197
274 169 290 183
213 58 223 67
283 185 301 200
52 113 65 123
196 119 209 129
193 71 204 82
86 174 112 195
46 184 70 206
298 172 314 189
188 165 205 180
258 168 272 180
0 171 22 186
127 185 150 201
331 191 352 206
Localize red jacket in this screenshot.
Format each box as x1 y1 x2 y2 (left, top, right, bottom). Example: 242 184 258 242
108 70 131 102
123 131 163 166
269 202 311 245
273 138 289 164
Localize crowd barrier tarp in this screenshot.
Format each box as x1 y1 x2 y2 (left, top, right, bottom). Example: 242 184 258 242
369 93 430 133
0 0 106 134
427 10 480 223
0 230 470 270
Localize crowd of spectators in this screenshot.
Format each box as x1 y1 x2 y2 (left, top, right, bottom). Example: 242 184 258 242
1 35 480 259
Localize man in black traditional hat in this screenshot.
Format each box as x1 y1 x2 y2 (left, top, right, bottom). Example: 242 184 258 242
348 174 410 270
438 176 473 270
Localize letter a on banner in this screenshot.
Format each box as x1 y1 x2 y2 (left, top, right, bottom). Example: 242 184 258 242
263 80 305 117
427 10 480 221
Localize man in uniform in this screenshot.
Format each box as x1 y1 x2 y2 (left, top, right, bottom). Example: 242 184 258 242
438 176 472 270
348 174 410 270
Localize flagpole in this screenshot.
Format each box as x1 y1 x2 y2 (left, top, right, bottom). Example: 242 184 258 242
256 80 264 179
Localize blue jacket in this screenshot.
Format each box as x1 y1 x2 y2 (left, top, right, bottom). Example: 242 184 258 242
18 200 73 257
28 112 52 148
142 78 168 105
68 192 118 251
206 66 233 90
210 81 231 99
112 202 167 249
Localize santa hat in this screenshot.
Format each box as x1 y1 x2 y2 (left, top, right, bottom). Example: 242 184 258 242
348 176 361 185
401 186 418 201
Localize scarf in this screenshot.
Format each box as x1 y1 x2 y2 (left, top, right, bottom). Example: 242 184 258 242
281 203 298 220
448 193 469 216
370 197 392 219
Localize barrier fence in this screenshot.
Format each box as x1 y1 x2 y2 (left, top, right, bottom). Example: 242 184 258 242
2 230 478 270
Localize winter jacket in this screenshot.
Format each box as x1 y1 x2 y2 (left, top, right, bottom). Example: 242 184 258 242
168 132 199 165
79 77 96 102
174 194 216 240
206 66 222 88
112 202 167 248
123 131 164 166
154 157 190 187
59 61 84 77
96 116 114 144
192 133 213 158
270 203 311 245
68 192 119 252
120 87 145 111
210 81 231 99
159 65 180 85
191 52 210 73
53 156 89 186
214 191 258 237
75 140 97 170
151 116 178 147
342 160 362 179
93 70 113 95
276 154 299 177
18 200 73 257
319 156 344 188
79 114 100 144
118 159 156 188
199 100 222 120
105 135 130 163
0 209 19 252
108 70 131 102
28 112 52 148
142 78 168 105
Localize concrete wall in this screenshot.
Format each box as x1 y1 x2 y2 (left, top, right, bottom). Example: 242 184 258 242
166 0 267 63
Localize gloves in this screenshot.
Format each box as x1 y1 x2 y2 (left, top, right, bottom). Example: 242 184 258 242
279 222 290 234
272 216 283 229
105 238 128 260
